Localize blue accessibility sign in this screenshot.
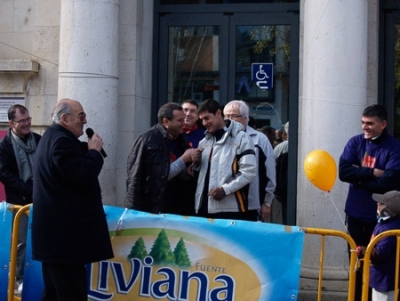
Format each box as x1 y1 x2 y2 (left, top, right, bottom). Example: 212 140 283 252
251 63 273 90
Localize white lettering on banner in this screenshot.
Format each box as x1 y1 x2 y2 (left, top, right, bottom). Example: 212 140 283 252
87 256 235 301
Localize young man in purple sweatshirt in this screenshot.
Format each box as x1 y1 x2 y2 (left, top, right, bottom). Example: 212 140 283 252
339 104 400 299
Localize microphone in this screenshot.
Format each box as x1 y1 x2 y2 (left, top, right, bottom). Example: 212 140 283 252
86 128 107 158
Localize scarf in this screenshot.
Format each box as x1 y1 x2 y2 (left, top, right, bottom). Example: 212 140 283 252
11 130 37 182
183 122 198 134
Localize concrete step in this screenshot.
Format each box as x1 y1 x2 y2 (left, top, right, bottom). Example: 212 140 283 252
298 290 348 301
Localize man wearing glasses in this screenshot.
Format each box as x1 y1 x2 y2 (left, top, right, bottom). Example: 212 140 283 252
0 104 41 295
223 100 276 222
31 99 113 301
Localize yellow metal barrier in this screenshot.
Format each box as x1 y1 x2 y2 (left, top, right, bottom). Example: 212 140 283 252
301 227 357 301
8 204 31 301
361 229 400 301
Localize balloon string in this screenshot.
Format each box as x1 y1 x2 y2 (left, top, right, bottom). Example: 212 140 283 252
326 193 347 232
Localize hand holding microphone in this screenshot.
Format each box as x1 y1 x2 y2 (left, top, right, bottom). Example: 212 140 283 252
86 128 107 158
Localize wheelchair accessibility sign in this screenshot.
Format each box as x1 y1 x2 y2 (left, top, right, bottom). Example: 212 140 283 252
252 63 273 90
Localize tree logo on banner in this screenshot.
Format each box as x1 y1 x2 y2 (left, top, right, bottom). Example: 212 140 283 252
127 229 191 268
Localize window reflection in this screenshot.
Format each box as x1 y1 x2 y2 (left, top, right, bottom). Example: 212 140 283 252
394 25 400 139
235 25 290 129
168 26 220 103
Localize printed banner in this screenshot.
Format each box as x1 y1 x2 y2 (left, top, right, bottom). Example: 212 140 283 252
87 206 305 301
1 205 305 300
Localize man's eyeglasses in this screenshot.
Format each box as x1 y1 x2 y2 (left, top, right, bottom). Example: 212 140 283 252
225 114 242 119
66 113 87 121
12 117 32 124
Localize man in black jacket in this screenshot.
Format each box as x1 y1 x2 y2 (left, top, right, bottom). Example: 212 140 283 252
32 99 113 301
0 104 41 293
125 102 200 214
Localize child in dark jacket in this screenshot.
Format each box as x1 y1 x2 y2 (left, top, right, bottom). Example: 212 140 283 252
357 190 400 301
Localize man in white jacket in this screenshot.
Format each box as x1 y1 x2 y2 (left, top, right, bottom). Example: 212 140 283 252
192 99 256 220
224 100 276 222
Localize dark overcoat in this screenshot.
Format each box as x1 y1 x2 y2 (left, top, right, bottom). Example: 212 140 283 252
31 123 113 264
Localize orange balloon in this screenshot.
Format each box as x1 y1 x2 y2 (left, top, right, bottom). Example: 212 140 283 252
304 150 337 192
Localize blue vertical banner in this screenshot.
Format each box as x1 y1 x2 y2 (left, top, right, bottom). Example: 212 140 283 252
0 202 11 300
252 63 273 90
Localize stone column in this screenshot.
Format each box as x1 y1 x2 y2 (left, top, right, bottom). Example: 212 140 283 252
298 0 369 292
58 0 119 204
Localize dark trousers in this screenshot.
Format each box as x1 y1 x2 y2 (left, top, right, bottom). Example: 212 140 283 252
346 215 376 301
241 209 259 222
41 262 87 301
198 211 244 220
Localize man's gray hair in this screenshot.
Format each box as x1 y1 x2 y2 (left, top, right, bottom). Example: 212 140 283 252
52 99 73 124
224 100 249 120
284 121 289 133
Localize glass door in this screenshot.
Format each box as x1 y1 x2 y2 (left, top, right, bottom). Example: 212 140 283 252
157 14 229 108
168 26 221 103
229 13 297 130
382 10 400 139
233 25 289 129
228 13 299 225
157 12 299 130
156 11 299 224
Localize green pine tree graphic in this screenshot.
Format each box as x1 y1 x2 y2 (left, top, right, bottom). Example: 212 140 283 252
173 237 191 268
149 229 176 265
127 236 148 260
